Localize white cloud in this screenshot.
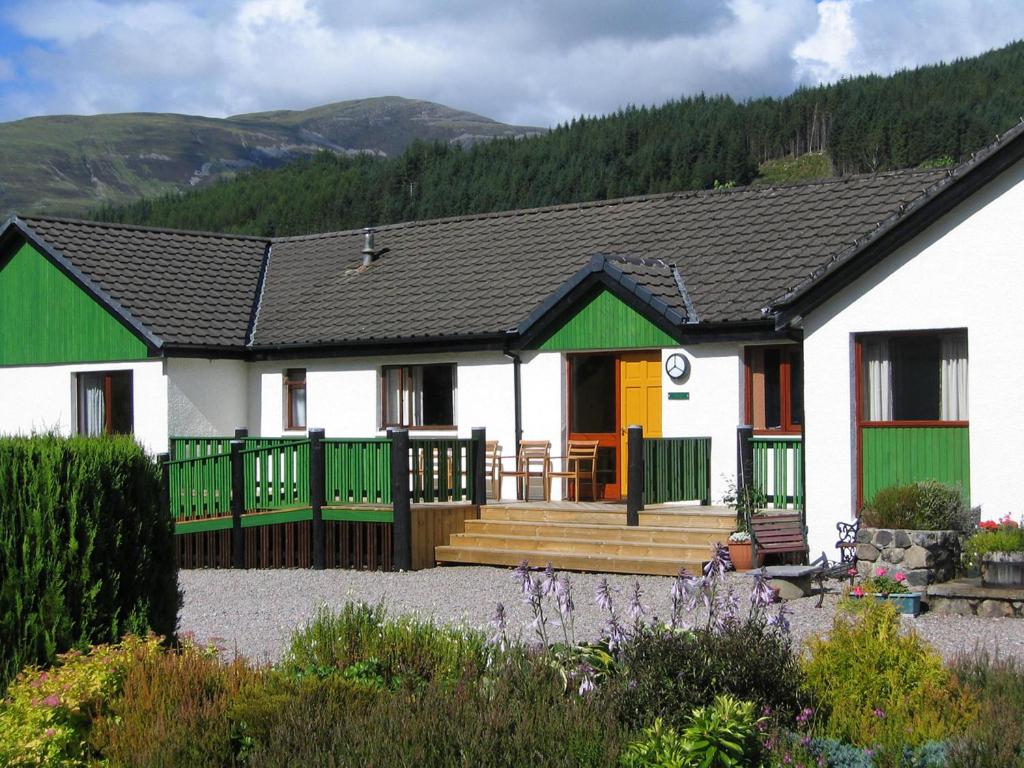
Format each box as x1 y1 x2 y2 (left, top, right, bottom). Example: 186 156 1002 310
2 0 1024 125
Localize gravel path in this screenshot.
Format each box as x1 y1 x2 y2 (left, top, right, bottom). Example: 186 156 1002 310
178 567 1024 665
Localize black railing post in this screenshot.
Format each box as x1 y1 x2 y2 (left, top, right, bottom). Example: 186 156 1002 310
230 439 245 569
626 425 643 526
158 452 171 523
234 427 248 439
309 428 326 570
737 425 754 494
471 427 487 505
390 428 412 571
702 437 713 506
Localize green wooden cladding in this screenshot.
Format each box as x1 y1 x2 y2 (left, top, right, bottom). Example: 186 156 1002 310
861 426 971 503
643 437 711 505
752 436 804 510
538 289 677 351
0 242 149 365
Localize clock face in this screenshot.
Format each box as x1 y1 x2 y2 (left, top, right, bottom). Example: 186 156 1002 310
665 353 690 380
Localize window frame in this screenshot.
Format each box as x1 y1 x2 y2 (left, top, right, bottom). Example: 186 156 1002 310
76 370 134 436
744 344 803 435
854 329 969 428
380 363 457 430
284 368 307 431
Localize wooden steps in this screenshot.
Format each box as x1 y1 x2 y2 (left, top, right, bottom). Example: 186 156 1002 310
435 503 735 577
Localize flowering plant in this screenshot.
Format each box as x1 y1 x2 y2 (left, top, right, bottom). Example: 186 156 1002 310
851 567 910 597
728 530 751 543
964 514 1024 567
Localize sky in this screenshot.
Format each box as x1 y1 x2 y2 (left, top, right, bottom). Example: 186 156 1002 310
0 0 1022 127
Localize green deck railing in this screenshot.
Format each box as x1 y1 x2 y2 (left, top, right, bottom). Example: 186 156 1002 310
409 438 477 503
324 438 392 505
642 437 711 505
242 440 311 511
167 451 232 521
751 436 804 509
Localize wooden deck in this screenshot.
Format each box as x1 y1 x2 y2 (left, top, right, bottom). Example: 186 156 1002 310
435 501 735 576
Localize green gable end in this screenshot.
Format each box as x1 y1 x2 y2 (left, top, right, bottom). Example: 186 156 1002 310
0 241 150 366
537 288 677 351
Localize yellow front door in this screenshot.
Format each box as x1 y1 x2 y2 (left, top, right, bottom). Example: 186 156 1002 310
619 351 662 495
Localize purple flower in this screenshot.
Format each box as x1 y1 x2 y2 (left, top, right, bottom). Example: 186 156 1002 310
767 602 792 634
628 579 647 622
750 570 776 609
555 575 575 616
874 708 886 718
604 613 627 650
541 563 558 597
487 603 510 651
512 560 532 594
796 707 814 724
577 661 596 695
595 578 615 613
704 542 732 581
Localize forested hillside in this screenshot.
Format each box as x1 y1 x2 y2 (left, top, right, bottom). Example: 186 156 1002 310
94 40 1024 237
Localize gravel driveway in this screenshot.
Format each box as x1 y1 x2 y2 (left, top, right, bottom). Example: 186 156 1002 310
178 566 1024 665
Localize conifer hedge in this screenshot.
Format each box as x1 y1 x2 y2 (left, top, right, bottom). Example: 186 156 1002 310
0 435 179 690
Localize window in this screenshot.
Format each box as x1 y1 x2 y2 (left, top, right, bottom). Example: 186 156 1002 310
381 364 456 428
746 346 802 433
77 371 133 436
284 368 307 430
859 331 967 423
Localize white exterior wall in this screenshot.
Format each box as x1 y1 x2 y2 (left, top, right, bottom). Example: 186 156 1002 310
660 344 744 504
166 358 248 437
803 160 1024 557
0 359 169 454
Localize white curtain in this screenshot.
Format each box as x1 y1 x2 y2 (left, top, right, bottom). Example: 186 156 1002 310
291 386 307 428
82 375 105 436
940 335 969 420
384 368 404 425
861 339 892 421
409 366 424 427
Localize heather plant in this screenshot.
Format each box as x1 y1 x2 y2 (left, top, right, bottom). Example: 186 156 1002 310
802 601 977 766
0 634 161 768
947 651 1024 767
91 637 257 768
279 602 487 687
0 434 179 691
240 652 624 767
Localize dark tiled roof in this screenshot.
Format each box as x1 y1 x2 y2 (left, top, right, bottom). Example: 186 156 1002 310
19 217 267 348
252 169 949 346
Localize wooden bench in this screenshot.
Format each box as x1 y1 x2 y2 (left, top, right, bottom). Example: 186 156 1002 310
750 512 808 565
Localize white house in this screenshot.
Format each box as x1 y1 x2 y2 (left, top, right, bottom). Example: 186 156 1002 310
2 120 1021 566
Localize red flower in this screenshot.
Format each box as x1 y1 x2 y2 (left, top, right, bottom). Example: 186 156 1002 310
979 520 999 531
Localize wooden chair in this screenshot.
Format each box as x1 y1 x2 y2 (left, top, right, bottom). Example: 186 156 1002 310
485 440 502 500
498 440 551 501
548 440 599 502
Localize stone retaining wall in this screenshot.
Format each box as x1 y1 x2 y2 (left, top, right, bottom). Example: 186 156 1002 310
855 527 961 589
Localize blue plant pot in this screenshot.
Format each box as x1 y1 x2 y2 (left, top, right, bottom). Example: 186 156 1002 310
877 592 922 617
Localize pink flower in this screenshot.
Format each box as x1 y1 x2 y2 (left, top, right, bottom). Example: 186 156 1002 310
853 586 865 597
847 567 858 577
894 572 907 582
875 566 887 577
874 708 886 718
42 694 60 708
44 728 56 738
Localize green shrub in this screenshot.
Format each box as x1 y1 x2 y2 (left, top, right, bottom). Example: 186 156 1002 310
240 653 623 767
963 522 1024 569
861 481 972 531
280 602 487 686
947 651 1024 767
0 434 179 690
803 601 977 765
0 635 161 767
621 718 691 768
615 620 803 731
91 638 256 768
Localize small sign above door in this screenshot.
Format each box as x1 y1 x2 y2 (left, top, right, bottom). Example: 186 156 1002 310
667 392 690 401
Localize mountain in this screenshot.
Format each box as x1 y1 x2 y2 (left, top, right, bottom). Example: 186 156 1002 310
0 97 543 217
93 39 1024 239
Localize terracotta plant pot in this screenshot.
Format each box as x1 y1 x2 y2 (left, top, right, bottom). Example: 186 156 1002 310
729 541 755 571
